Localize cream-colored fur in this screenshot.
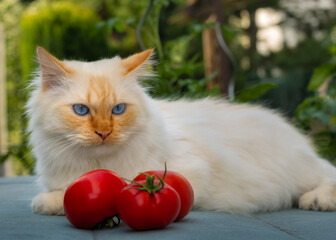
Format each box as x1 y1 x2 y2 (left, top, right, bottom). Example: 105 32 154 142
28 48 336 215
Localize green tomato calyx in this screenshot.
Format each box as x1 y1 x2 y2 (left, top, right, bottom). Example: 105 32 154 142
126 162 167 195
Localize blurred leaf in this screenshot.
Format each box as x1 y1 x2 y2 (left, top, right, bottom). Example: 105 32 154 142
0 152 11 164
235 83 276 103
329 46 336 55
125 17 136 25
307 63 336 91
296 97 322 116
325 99 336 114
166 35 194 65
191 23 216 35
312 111 331 125
221 25 234 43
97 17 126 33
330 115 336 130
114 21 125 33
106 18 119 29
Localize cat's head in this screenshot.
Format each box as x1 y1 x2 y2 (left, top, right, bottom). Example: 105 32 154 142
28 47 154 151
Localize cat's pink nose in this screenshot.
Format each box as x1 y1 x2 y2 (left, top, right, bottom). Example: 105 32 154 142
95 131 111 140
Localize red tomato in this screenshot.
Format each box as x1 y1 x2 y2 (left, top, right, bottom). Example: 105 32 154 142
64 169 127 229
117 180 181 230
134 171 194 221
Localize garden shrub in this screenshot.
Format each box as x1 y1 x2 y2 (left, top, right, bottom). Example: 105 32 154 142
295 26 336 163
9 0 110 174
20 0 109 81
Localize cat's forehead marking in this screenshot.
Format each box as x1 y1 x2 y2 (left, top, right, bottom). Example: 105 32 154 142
87 74 116 106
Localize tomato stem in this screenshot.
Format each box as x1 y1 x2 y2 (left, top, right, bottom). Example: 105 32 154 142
126 162 168 195
162 162 167 180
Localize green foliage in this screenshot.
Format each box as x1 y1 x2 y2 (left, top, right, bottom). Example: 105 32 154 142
76 0 148 56
295 27 336 163
0 0 33 174
20 0 109 80
296 96 336 129
307 60 336 91
4 0 110 174
296 93 336 163
95 16 139 56
137 1 221 98
235 83 276 103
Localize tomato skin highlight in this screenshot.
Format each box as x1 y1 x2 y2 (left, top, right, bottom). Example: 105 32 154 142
117 181 181 230
64 169 127 229
134 171 194 221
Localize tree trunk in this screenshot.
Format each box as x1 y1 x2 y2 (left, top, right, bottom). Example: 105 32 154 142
202 0 231 97
247 9 257 69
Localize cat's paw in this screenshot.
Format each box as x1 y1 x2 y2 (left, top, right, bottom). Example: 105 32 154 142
32 191 65 215
299 184 336 211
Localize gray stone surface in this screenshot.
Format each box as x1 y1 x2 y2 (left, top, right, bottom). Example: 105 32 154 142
1 176 335 240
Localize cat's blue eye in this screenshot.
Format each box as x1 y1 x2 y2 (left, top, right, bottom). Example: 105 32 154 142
73 104 89 116
112 103 126 115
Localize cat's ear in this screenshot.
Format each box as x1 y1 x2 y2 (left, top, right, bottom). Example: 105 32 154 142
36 46 71 91
121 49 154 76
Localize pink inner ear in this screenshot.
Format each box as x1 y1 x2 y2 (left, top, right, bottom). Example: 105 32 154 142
36 47 72 91
121 49 153 75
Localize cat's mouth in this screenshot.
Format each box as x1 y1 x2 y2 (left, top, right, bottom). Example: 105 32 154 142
78 138 112 147
77 132 124 147
88 136 120 147
99 140 108 146
90 139 111 146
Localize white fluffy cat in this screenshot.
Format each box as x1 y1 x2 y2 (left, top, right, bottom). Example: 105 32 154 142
28 47 336 215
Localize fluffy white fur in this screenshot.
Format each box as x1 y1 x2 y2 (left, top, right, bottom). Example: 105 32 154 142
28 48 336 215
